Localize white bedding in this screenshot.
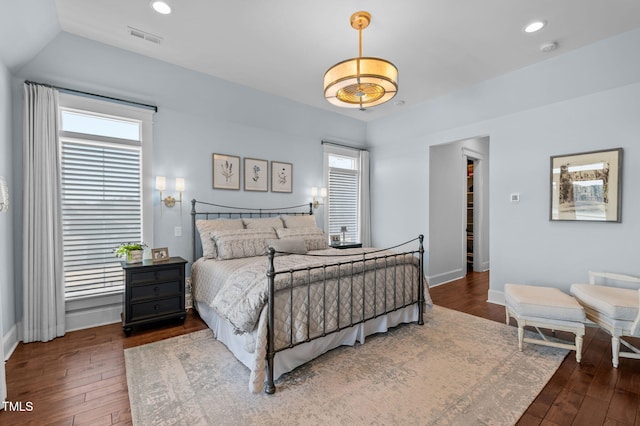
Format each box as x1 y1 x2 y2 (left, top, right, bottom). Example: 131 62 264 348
191 248 432 393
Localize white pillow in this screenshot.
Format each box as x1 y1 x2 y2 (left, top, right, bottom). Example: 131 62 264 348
212 228 278 260
276 227 328 251
196 219 244 258
267 238 308 256
242 217 284 229
281 214 317 228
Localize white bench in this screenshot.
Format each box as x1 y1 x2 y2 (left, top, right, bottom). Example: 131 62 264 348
504 283 586 362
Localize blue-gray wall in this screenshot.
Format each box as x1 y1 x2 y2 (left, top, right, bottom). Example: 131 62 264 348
7 31 365 333
3 21 640 344
0 57 15 356
368 28 640 302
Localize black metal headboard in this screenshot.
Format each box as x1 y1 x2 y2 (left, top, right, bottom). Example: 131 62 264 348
190 199 314 261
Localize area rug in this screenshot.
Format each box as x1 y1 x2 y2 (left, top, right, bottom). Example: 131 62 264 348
125 305 567 425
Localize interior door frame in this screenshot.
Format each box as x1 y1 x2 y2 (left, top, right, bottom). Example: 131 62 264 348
462 147 485 273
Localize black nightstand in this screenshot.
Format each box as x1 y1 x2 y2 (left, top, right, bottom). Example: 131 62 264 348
121 256 187 336
330 242 363 249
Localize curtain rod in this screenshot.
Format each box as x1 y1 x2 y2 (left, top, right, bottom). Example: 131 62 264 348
321 140 368 152
24 80 158 113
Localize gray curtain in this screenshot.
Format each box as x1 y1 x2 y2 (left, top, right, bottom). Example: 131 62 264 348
22 83 65 343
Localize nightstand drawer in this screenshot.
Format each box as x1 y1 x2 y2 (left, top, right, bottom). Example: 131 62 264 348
130 267 182 285
131 296 183 320
131 280 182 301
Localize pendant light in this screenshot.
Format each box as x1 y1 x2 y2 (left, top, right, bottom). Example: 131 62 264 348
323 11 398 109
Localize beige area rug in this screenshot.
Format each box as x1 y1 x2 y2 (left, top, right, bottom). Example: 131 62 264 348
125 306 567 425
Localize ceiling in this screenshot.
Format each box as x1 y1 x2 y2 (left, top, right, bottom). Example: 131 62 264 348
53 0 640 121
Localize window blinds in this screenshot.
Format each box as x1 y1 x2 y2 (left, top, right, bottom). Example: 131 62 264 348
61 141 142 297
328 168 358 242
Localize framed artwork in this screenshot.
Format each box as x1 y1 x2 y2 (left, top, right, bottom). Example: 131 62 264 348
550 148 622 222
271 161 293 193
152 247 169 261
244 158 268 192
212 153 240 190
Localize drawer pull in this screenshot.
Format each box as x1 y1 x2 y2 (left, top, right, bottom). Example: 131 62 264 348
154 304 160 311
154 286 159 294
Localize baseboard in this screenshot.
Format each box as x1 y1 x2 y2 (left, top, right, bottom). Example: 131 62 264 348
487 289 505 306
3 323 19 361
428 268 465 287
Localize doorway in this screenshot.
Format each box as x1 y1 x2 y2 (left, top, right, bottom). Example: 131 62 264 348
428 137 489 286
466 158 475 272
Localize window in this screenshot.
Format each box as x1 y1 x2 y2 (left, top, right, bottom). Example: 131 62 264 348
324 146 360 243
58 94 153 298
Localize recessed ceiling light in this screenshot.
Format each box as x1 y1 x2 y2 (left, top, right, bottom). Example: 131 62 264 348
151 1 172 15
524 20 546 33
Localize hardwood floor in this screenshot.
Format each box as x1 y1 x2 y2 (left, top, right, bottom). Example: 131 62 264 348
1 271 638 425
430 271 640 426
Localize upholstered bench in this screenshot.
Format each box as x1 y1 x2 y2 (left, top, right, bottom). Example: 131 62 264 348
504 283 586 362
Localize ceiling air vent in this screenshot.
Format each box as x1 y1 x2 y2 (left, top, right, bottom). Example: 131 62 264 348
128 27 163 44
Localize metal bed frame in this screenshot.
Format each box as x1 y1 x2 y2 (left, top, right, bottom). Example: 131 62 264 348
191 199 425 394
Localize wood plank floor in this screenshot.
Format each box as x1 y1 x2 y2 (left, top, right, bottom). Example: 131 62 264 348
1 270 638 425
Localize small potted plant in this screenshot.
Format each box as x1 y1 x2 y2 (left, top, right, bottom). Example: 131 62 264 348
114 242 147 264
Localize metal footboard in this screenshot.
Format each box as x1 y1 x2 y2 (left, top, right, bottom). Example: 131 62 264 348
264 235 425 394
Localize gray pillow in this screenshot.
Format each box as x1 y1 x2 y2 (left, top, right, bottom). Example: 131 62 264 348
267 238 308 255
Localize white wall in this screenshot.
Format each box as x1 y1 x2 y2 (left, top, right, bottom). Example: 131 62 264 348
10 32 365 329
368 28 640 301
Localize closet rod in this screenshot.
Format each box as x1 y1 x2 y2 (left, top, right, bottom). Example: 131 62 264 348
24 80 158 112
321 140 368 152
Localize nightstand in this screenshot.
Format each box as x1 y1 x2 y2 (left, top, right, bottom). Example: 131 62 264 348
330 242 363 249
121 256 187 336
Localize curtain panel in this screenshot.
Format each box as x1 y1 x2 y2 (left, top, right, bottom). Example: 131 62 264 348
22 83 65 343
358 150 371 247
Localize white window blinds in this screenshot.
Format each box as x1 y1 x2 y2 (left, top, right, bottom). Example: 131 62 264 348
57 93 153 299
61 140 142 297
328 167 359 242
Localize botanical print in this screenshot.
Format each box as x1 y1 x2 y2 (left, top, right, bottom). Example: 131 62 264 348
271 161 292 193
244 158 268 192
550 148 622 222
213 154 240 190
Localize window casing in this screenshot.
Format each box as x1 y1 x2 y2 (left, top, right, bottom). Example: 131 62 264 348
58 94 153 299
324 146 360 243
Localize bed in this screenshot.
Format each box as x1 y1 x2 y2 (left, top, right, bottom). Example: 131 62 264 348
190 199 432 393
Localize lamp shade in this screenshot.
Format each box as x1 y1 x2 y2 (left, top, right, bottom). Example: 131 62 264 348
155 176 166 191
175 178 185 192
324 57 398 108
320 187 327 197
311 187 318 197
323 11 398 109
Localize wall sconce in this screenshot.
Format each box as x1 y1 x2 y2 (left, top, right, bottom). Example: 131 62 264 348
156 176 185 214
311 186 327 209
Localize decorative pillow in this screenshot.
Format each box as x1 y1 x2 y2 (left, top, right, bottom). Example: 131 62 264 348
276 227 328 251
281 214 317 228
212 228 278 260
196 219 244 259
267 238 308 256
242 217 284 229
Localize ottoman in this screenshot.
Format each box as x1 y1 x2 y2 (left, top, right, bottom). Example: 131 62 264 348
504 283 586 362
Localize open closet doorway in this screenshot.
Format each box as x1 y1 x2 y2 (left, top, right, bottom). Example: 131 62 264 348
428 137 489 286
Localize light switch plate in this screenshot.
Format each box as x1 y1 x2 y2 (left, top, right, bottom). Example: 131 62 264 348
174 226 182 237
